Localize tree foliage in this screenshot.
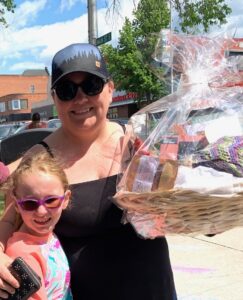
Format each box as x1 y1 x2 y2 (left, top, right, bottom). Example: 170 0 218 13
108 0 232 34
172 0 232 33
103 0 232 103
0 0 15 27
102 17 166 103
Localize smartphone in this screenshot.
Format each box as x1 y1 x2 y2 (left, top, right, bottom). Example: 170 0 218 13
8 257 42 300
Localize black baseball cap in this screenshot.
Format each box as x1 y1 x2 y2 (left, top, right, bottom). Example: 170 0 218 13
51 43 110 88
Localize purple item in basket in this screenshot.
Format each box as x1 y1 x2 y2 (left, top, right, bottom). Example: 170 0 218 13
192 136 243 177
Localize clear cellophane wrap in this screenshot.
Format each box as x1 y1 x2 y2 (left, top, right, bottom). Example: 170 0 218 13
113 31 243 238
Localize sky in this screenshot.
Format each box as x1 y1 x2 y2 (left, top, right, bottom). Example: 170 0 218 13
0 0 242 75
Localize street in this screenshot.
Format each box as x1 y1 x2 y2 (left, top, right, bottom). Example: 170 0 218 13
168 227 243 299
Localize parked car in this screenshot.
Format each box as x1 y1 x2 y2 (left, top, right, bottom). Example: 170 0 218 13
13 119 62 134
13 122 31 134
47 118 62 129
0 124 23 141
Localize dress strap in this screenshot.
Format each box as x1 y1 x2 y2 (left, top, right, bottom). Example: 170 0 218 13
38 141 54 158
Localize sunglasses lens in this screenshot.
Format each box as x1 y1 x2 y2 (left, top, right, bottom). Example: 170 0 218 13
45 197 62 208
82 76 105 96
21 200 39 211
55 81 77 101
55 76 106 101
18 196 64 211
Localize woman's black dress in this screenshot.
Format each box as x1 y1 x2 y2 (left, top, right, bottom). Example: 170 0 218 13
55 175 177 300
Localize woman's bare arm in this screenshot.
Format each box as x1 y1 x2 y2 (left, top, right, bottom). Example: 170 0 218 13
0 203 20 298
0 158 21 249
7 158 22 175
0 201 16 251
0 159 21 297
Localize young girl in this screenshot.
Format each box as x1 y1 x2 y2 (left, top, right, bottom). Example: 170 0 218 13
3 151 73 300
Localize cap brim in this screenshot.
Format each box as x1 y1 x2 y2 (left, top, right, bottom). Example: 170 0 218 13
51 68 107 88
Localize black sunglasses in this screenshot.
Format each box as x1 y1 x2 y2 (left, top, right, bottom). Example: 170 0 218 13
54 75 108 101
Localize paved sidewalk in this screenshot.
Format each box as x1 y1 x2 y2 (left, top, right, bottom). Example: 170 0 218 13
167 227 243 300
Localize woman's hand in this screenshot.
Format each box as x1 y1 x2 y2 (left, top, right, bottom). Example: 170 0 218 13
0 252 19 299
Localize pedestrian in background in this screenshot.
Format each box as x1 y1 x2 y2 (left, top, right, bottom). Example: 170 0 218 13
27 112 47 129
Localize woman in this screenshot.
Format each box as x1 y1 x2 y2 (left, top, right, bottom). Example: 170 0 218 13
0 43 177 300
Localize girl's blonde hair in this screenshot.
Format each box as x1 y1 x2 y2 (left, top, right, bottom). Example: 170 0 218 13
1 150 69 204
8 150 69 195
1 150 69 230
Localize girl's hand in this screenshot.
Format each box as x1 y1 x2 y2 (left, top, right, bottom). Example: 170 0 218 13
0 252 19 299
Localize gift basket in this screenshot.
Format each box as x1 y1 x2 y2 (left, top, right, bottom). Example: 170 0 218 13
113 31 243 238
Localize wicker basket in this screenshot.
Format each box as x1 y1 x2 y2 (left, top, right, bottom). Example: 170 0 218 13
113 190 243 235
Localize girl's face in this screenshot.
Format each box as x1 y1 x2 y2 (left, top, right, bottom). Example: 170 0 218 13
14 170 71 237
52 72 114 134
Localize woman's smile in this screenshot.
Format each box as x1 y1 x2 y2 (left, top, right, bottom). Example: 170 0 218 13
71 107 93 115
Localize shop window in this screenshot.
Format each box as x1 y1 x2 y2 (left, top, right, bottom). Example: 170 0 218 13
0 102 5 112
8 99 28 111
108 107 118 119
11 99 21 110
20 99 28 109
228 51 243 71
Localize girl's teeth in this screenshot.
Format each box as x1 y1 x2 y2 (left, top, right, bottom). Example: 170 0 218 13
35 218 50 223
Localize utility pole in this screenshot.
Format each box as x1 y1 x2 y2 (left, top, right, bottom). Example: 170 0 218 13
87 0 97 45
170 0 174 93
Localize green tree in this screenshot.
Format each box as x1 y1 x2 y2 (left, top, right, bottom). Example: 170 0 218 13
103 19 166 103
0 0 16 27
109 0 231 34
103 0 232 104
173 0 232 33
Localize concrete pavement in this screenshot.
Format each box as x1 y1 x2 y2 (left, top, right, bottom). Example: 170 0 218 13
167 227 243 300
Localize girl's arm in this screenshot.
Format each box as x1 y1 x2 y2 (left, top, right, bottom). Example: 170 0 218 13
0 158 21 249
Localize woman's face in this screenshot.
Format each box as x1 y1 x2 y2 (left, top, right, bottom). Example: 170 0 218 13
52 72 114 134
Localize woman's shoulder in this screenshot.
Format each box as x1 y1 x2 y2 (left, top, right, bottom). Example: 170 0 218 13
107 120 126 133
107 119 127 134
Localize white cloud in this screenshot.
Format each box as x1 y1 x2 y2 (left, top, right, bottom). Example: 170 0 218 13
60 0 86 13
8 61 46 71
96 0 138 45
0 0 138 73
0 16 88 72
7 0 47 29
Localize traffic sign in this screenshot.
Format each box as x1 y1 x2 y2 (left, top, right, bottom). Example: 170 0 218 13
96 32 112 46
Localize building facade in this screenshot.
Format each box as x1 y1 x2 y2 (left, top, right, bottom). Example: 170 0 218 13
0 69 50 122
